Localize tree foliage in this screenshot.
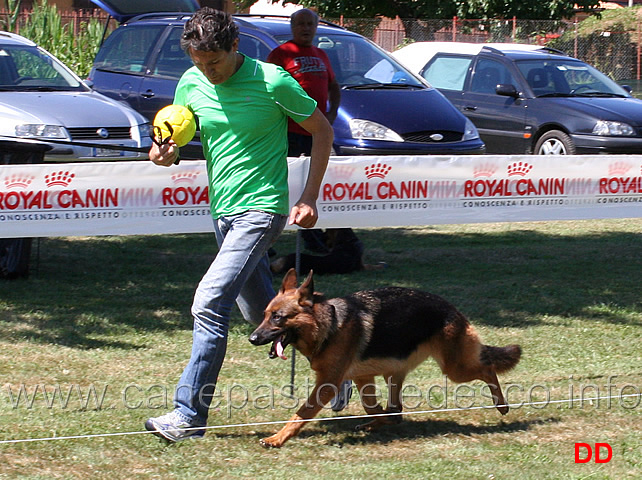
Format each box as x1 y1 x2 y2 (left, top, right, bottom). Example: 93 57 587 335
241 0 603 20
573 5 642 35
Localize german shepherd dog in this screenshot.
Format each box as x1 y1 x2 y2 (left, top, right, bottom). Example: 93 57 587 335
249 269 521 448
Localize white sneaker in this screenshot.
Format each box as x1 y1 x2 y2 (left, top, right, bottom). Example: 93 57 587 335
145 410 205 443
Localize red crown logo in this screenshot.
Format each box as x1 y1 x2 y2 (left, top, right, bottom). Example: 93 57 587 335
473 163 498 178
507 162 532 177
608 161 632 176
4 174 35 190
364 163 391 179
171 171 200 185
45 171 75 188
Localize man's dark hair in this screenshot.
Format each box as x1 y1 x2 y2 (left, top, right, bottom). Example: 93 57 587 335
181 7 239 53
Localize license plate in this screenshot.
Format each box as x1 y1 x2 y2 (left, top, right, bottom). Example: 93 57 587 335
93 147 124 157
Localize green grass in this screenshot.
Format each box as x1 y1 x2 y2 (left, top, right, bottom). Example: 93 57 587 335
1 219 641 479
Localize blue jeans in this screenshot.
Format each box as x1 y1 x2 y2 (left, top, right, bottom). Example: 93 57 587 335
174 210 287 425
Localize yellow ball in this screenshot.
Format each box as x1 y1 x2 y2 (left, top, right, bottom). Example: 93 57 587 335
153 104 196 147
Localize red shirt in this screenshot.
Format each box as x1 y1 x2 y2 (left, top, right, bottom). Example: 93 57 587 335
268 41 336 135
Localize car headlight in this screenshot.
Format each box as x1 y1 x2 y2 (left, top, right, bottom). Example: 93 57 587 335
137 122 152 139
15 124 67 139
592 120 635 136
463 118 481 141
349 119 403 142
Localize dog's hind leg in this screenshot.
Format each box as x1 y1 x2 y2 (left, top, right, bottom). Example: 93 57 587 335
354 375 403 431
440 360 511 415
479 344 521 414
477 367 509 415
437 328 518 415
441 363 510 415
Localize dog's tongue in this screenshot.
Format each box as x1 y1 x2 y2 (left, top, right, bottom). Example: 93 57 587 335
274 335 287 360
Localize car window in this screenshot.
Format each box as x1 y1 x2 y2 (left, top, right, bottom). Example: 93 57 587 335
516 59 629 97
422 55 471 91
273 33 422 87
0 50 17 85
93 24 165 74
238 33 273 61
470 58 516 94
320 35 421 86
0 45 82 90
153 27 192 78
112 27 275 80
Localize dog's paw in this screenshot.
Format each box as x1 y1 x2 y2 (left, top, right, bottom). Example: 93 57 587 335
497 405 509 415
259 435 284 448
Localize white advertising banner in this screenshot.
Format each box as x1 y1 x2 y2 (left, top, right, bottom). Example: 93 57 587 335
0 155 640 238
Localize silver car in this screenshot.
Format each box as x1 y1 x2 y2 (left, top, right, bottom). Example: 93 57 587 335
0 31 151 162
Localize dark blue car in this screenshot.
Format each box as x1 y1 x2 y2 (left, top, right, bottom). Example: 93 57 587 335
88 0 485 158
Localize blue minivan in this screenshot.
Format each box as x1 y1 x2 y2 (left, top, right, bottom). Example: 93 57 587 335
88 0 485 158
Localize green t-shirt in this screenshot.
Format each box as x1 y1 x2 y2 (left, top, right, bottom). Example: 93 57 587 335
174 54 317 218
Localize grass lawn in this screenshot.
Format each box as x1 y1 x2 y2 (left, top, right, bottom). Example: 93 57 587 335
0 219 640 479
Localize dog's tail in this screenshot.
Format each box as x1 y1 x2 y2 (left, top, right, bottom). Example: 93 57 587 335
481 344 522 373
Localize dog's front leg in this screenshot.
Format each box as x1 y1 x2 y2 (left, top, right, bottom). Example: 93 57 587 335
260 380 340 448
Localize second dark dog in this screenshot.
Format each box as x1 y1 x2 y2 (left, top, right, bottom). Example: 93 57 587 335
270 228 384 275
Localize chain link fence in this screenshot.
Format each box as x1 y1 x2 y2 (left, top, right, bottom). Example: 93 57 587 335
329 17 641 82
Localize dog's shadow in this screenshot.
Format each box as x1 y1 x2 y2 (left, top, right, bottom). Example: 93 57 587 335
254 416 561 446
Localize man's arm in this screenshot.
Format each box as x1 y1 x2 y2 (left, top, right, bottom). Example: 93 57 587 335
288 108 333 228
326 78 341 125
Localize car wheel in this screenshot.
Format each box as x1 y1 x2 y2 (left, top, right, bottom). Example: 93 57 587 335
534 130 576 155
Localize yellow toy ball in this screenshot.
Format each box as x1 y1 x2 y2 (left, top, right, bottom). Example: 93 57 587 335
153 104 196 147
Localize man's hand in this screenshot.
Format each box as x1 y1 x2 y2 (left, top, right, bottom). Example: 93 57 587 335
149 141 179 167
289 199 318 228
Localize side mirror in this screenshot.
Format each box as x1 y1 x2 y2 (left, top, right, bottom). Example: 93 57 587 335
496 83 519 98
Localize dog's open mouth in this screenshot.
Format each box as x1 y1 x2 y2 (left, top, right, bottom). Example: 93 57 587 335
269 331 292 360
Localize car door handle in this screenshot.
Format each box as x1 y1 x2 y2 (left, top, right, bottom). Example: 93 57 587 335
141 90 155 98
463 105 477 111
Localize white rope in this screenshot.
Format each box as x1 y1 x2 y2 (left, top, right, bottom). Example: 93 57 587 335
0 393 638 445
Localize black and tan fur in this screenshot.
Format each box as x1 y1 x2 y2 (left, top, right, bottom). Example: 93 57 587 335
249 269 521 448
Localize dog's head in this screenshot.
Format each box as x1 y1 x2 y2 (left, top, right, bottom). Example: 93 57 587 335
249 268 315 359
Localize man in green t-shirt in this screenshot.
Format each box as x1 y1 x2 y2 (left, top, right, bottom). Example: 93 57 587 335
145 8 332 443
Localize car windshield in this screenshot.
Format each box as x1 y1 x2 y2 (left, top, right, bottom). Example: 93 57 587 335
517 59 630 98
274 33 424 88
0 45 85 91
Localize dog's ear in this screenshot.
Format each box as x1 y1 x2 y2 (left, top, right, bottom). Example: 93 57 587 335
297 270 315 306
280 268 299 293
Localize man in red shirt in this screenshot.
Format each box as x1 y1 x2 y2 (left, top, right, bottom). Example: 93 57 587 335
268 8 341 157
